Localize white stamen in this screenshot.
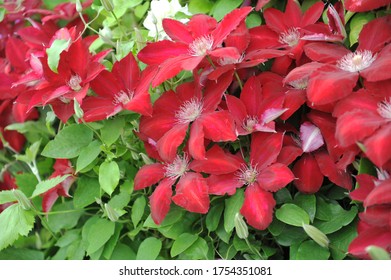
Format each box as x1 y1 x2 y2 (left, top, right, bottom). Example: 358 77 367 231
218 53 245 66
68 75 82 91
164 154 189 180
287 77 308 90
175 98 203 124
237 164 259 186
377 98 391 119
113 90 134 105
242 116 259 133
188 35 214 56
337 50 376 73
279 27 301 47
376 168 390 181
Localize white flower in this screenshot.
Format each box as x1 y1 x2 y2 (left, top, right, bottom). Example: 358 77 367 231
143 0 191 40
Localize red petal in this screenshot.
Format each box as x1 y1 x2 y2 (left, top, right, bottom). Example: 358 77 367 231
348 227 391 259
137 40 189 65
134 163 165 190
91 70 121 98
188 121 206 160
281 89 306 120
172 173 209 213
258 163 295 192
207 173 242 195
358 15 391 53
5 37 29 72
200 111 237 142
189 145 243 175
345 0 391 12
301 2 325 27
283 62 323 85
163 18 193 44
150 178 174 225
124 91 153 117
225 21 250 53
264 7 287 33
360 50 391 82
284 0 302 27
240 76 263 116
139 114 176 141
250 132 284 170
203 71 232 112
188 14 217 39
240 184 276 230
364 124 391 168
68 39 89 78
225 95 247 125
304 42 350 63
157 123 188 162
307 65 358 105
293 153 324 194
333 90 379 118
42 188 59 213
359 206 391 229
112 52 140 91
350 174 376 202
256 0 271 11
209 47 240 60
364 179 391 208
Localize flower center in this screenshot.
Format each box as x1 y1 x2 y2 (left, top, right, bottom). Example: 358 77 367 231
287 77 308 90
59 96 71 104
237 164 259 186
164 154 189 180
175 98 203 124
112 90 134 106
279 27 301 47
337 50 376 72
68 75 82 91
188 35 214 56
377 98 391 119
242 116 259 132
218 53 245 66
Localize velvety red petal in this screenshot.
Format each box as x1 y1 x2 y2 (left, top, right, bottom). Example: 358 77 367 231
51 101 75 123
304 42 350 63
188 121 206 160
283 62 323 85
348 227 391 259
90 70 121 98
258 163 295 192
293 153 324 194
240 184 276 230
264 7 287 33
42 188 59 213
359 206 391 229
364 179 391 208
364 124 391 168
5 37 29 72
157 123 188 162
188 14 217 39
284 0 302 27
277 141 303 166
112 52 140 91
350 174 376 202
81 97 117 122
209 47 241 60
124 91 153 116
134 163 165 190
360 51 391 82
225 95 247 125
150 178 174 225
200 111 237 142
139 114 176 141
163 18 193 44
137 40 189 65
250 132 284 170
207 174 242 195
301 2 325 27
358 15 391 53
68 39 89 78
345 0 391 12
172 173 209 213
240 76 263 116
281 89 306 120
224 21 250 53
203 71 233 112
333 90 379 118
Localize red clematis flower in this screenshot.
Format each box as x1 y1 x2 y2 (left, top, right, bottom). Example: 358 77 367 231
139 74 237 162
137 7 252 87
81 52 153 122
42 159 76 213
191 132 295 230
345 0 391 12
0 172 18 213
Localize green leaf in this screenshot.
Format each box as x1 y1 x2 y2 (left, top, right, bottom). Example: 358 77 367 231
178 237 210 260
189 0 213 14
100 117 125 147
0 190 17 204
329 222 357 260
136 237 162 260
76 140 102 173
134 2 149 19
211 0 243 21
111 243 136 260
102 223 123 260
42 124 93 158
246 13 262 28
131 196 146 228
224 188 244 233
0 248 44 260
99 161 120 196
274 225 308 247
276 203 310 227
170 233 198 257
31 174 71 198
73 177 100 209
0 8 5 22
47 202 83 232
206 202 224 232
296 240 330 260
15 173 38 197
85 218 116 256
0 204 35 251
46 39 70 73
349 13 375 46
294 193 316 222
24 140 41 163
56 229 81 248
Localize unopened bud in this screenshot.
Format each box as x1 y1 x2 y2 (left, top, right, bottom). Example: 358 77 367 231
302 223 329 248
234 213 249 239
99 26 113 44
104 203 120 222
366 246 391 260
73 98 84 120
100 0 114 12
13 189 32 210
75 0 83 13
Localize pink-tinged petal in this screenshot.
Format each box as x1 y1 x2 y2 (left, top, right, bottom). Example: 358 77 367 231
150 178 174 225
250 132 284 170
359 206 391 229
314 150 352 190
345 0 391 12
226 95 247 124
281 89 306 120
207 174 242 195
255 0 271 11
172 173 209 213
57 176 76 197
188 14 217 38
293 153 323 194
208 65 235 80
163 18 193 44
189 145 243 175
112 52 140 91
283 62 323 85
137 40 189 65
348 227 391 259
350 174 376 202
364 179 391 208
134 163 165 190
188 121 206 160
300 121 324 153
301 2 325 27
364 124 391 168
90 70 121 98
335 110 385 147
284 0 302 27
200 111 237 142
139 114 176 141
44 85 71 104
304 42 350 63
261 108 288 124
326 4 346 40
258 163 295 192
211 7 252 48
124 91 153 116
333 90 379 118
360 51 391 82
264 7 287 33
307 65 358 105
358 15 391 53
51 101 75 123
42 188 59 213
240 183 276 230
157 123 188 162
365 79 391 99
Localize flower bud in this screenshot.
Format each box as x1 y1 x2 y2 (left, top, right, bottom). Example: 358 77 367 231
13 189 32 210
100 0 114 12
234 213 249 239
366 246 391 260
75 0 83 13
302 223 329 248
99 26 113 44
73 98 84 120
104 203 120 222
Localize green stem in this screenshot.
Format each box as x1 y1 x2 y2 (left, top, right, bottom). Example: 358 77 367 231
234 71 243 90
111 11 126 38
206 55 216 69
